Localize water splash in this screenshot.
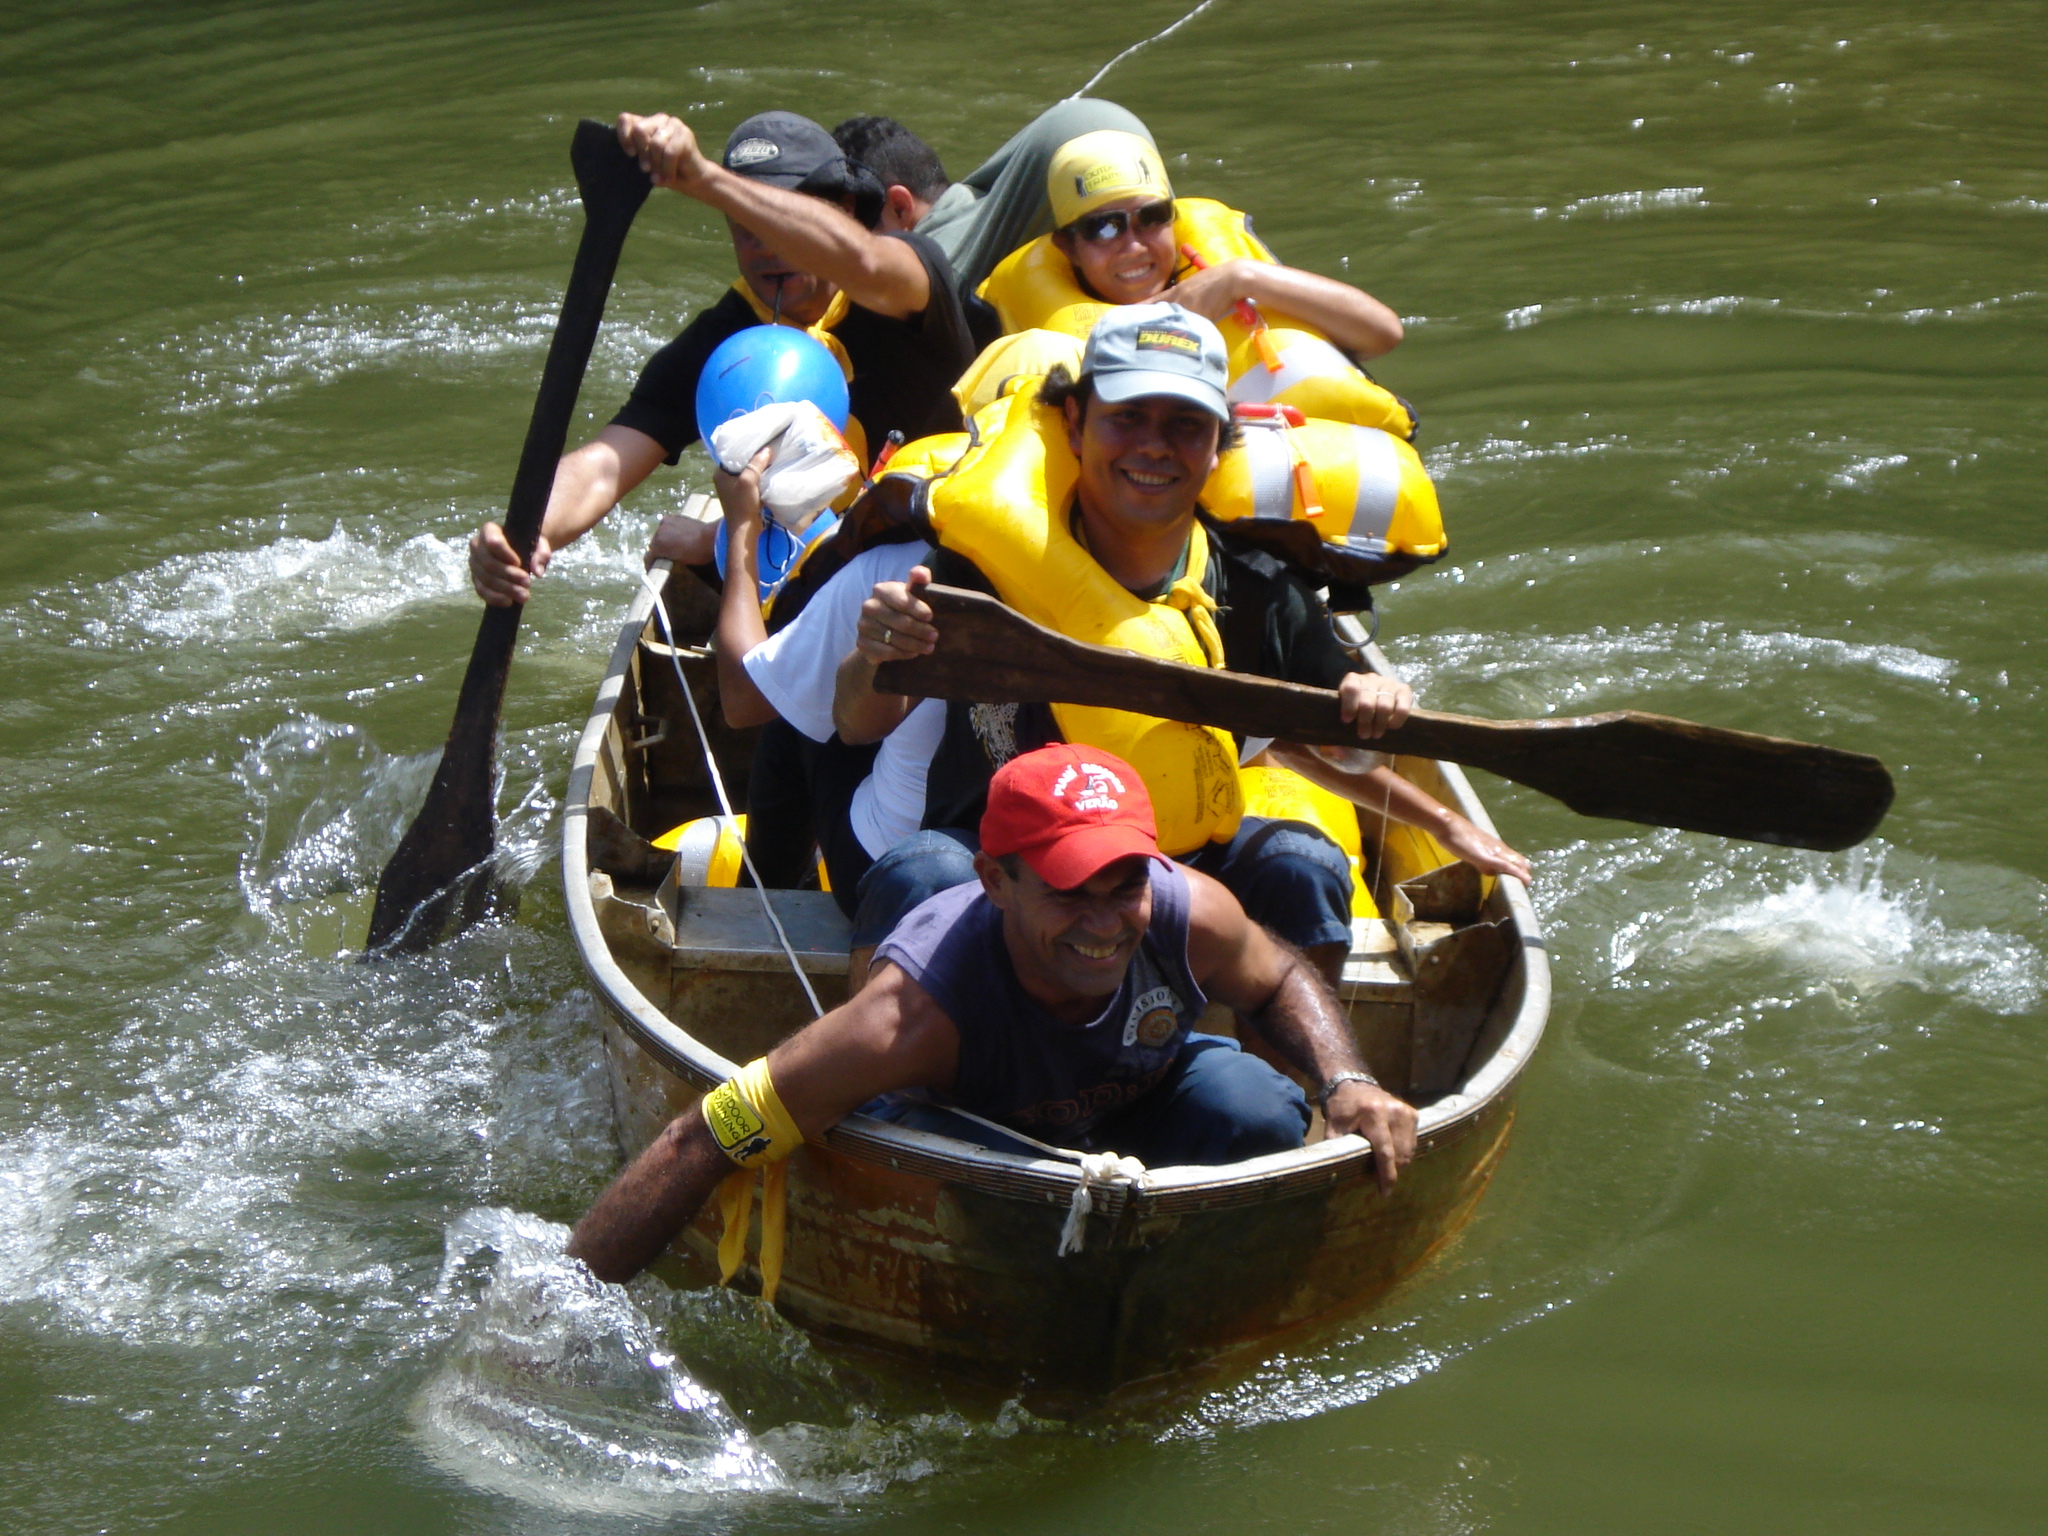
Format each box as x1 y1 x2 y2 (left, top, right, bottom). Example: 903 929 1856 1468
74 523 471 647
413 1209 786 1514
1607 843 2046 1018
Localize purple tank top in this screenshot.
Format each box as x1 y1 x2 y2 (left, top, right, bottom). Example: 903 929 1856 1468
873 861 1207 1147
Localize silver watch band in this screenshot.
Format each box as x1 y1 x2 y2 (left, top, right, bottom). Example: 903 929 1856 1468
1317 1069 1380 1107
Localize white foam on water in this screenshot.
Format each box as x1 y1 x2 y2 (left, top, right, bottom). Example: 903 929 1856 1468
54 505 668 652
1388 616 1957 714
1829 452 1910 488
1544 186 1707 219
1602 843 2046 1019
111 294 673 420
412 1209 786 1515
413 1209 1084 1514
76 523 470 647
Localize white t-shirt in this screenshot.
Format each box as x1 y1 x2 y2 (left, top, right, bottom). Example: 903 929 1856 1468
742 542 947 860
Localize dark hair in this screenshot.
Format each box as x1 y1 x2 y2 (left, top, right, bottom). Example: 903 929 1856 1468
1036 363 1241 450
994 852 1027 881
831 116 950 203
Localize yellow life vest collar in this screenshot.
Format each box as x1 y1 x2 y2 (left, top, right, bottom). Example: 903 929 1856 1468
1069 502 1223 667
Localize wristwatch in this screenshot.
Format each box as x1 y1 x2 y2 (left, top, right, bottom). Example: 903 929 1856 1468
1317 1069 1380 1107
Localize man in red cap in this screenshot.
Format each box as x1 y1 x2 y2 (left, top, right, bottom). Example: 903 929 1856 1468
567 744 1416 1286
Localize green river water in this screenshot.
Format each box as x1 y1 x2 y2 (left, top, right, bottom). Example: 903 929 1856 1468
3 1 2044 1530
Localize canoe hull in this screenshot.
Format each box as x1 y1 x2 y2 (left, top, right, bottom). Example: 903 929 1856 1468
598 1006 1515 1393
567 555 1550 1397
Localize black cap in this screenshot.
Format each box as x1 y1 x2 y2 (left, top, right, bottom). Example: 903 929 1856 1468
724 110 883 228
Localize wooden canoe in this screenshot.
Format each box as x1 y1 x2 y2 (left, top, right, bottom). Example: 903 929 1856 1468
561 537 1550 1399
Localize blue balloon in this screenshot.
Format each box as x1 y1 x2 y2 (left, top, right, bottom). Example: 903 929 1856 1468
714 510 841 606
694 325 850 436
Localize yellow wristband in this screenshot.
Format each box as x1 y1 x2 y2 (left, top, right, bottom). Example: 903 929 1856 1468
701 1057 803 1167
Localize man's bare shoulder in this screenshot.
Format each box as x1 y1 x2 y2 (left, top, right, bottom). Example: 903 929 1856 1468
1179 861 1253 956
768 960 960 1131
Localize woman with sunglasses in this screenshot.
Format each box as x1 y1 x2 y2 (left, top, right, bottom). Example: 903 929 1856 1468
979 130 1404 362
976 131 1412 439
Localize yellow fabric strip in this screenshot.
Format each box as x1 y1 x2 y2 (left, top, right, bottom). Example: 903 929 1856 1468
702 1057 802 1305
701 1056 804 1167
729 280 855 382
715 1168 753 1285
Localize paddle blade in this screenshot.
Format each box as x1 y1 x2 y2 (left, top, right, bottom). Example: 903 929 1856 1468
874 586 1894 853
365 607 518 953
1409 710 1895 852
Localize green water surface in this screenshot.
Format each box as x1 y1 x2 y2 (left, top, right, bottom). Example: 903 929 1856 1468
2 1 2043 1531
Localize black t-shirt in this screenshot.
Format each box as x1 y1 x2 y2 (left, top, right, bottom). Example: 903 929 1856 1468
609 229 985 464
919 516 1359 834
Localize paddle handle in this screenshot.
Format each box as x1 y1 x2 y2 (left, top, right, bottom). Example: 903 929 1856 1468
500 120 654 566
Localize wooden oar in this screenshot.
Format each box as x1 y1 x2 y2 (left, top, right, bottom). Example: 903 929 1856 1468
872 585 1895 852
365 121 652 953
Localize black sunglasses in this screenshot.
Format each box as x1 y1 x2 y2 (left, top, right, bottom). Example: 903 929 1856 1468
1063 199 1176 245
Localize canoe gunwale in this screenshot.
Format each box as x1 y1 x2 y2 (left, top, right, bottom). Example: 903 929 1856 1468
563 563 1550 1212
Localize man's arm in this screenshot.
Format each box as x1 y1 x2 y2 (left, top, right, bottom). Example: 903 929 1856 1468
619 114 932 320
832 563 936 744
1182 867 1417 1191
470 424 668 605
1264 739 1532 885
566 962 958 1282
1170 260 1403 359
711 447 778 728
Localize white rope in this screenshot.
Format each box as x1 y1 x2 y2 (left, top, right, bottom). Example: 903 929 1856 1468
640 567 825 1020
1069 0 1225 99
1057 1152 1151 1255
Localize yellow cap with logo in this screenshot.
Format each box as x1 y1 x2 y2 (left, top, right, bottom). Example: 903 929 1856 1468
1047 130 1174 227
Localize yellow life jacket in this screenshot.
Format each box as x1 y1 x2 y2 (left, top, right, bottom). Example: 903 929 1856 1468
1204 408 1445 576
923 383 1245 854
975 198 1416 440
952 329 1085 417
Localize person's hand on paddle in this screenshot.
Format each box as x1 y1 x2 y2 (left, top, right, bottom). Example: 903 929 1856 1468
469 520 550 607
1321 1078 1417 1194
616 112 714 193
1337 671 1413 739
1437 812 1533 887
856 565 938 665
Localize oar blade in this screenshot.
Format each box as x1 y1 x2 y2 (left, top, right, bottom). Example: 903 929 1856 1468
1470 711 1895 852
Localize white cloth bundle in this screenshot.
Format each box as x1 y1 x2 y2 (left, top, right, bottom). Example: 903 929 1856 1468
706 401 861 532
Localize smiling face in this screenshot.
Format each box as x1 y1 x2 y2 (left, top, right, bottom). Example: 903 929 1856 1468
1064 390 1223 539
726 215 838 325
1053 194 1178 306
978 852 1155 1020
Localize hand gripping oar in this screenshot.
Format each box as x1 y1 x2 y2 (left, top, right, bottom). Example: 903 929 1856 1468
365 121 652 953
872 586 1895 852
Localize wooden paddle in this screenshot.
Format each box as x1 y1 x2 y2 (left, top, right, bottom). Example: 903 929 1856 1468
365 121 652 953
873 586 1895 852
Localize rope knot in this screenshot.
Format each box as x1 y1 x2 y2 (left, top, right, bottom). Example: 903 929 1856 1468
1057 1152 1150 1256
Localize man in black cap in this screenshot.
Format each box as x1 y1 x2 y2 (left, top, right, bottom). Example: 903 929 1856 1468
468 109 984 606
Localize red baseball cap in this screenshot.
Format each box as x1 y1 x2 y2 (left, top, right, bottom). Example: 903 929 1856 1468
980 745 1166 890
